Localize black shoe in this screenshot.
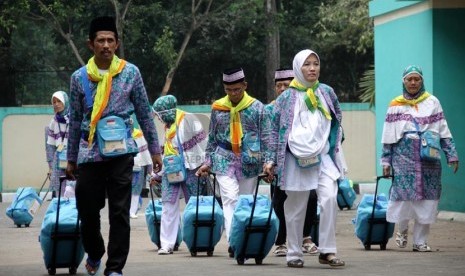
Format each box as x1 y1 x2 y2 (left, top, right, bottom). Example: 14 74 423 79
287 259 304 268
228 246 234 258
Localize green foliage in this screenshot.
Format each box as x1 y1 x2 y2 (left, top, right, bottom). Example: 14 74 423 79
153 27 178 69
316 0 373 54
0 0 29 44
358 65 375 107
4 0 374 105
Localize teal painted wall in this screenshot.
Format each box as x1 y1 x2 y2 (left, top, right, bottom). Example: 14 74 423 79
372 3 465 212
369 0 425 17
432 9 465 211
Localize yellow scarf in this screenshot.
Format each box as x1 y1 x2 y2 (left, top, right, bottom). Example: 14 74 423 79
85 55 126 147
132 128 143 139
212 92 255 155
164 109 186 156
289 79 332 120
390 92 431 111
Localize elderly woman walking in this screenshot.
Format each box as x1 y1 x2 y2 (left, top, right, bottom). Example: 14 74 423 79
381 65 459 252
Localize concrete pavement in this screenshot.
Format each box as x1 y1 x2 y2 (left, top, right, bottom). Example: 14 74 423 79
1 195 464 276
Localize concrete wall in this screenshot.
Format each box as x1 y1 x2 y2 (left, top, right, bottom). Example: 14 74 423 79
0 104 375 197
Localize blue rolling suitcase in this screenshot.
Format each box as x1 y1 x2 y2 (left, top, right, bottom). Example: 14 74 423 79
353 175 395 250
229 174 279 265
39 176 84 275
6 174 49 227
145 187 182 250
337 178 356 210
183 173 224 256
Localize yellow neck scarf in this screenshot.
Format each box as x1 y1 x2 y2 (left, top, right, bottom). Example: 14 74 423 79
85 55 126 146
289 79 332 120
132 128 143 139
390 92 431 111
212 91 255 155
164 109 186 156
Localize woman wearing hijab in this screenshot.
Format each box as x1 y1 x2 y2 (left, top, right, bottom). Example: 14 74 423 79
263 49 347 268
45 91 70 197
153 95 207 255
381 65 459 252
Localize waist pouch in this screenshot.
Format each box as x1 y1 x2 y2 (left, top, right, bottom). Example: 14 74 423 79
241 131 260 164
97 116 130 157
295 154 321 168
420 131 441 161
163 154 187 184
57 148 68 169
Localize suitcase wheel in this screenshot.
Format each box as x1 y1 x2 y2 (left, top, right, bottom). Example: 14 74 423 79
380 244 387 250
364 244 371 250
190 251 197 257
207 251 213 257
237 257 245 265
47 268 56 275
255 258 263 265
25 223 30 227
16 224 21 228
69 267 77 275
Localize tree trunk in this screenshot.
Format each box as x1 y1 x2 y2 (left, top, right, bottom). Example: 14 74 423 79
265 0 280 103
160 24 195 96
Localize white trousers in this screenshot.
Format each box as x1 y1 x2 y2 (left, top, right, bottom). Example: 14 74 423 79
130 195 140 216
398 219 430 245
217 174 257 242
285 173 338 261
160 191 181 250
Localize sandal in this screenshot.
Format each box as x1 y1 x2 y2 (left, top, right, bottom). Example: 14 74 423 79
319 253 345 267
395 231 408 248
287 259 304 268
85 257 101 275
302 242 319 254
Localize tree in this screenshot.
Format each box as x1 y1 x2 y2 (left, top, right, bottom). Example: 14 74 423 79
28 0 134 65
264 0 280 102
0 0 29 106
158 0 235 96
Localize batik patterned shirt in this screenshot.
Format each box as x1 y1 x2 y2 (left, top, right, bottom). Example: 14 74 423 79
68 62 161 164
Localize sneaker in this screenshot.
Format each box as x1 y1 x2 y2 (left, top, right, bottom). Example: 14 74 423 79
395 231 408 248
84 257 101 275
130 213 138 219
302 242 318 254
158 248 173 255
273 244 288 257
413 243 432 252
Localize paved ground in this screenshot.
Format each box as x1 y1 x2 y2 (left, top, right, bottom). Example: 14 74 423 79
1 195 464 276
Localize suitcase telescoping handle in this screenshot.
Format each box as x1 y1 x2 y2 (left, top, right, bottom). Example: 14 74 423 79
195 172 217 224
372 175 393 220
39 173 51 202
248 174 278 228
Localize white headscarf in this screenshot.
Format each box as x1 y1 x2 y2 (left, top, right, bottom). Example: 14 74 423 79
292 49 320 88
51 91 66 105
